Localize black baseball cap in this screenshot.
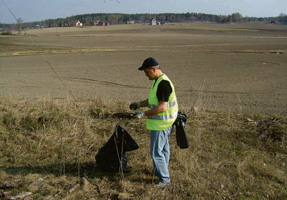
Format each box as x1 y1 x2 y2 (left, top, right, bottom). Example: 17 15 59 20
138 57 159 70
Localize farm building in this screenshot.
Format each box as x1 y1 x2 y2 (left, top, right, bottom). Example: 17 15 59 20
150 18 157 25
96 21 110 26
76 20 83 27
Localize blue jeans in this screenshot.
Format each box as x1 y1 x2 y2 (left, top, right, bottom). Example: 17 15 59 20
150 126 173 183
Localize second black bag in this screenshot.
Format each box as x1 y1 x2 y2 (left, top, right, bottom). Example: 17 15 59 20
173 112 189 149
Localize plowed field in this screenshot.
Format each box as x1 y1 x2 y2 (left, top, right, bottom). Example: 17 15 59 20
1 22 286 114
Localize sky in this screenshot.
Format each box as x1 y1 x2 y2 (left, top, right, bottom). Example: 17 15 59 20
1 0 286 24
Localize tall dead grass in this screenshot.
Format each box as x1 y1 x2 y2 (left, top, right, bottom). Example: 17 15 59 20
0 98 286 199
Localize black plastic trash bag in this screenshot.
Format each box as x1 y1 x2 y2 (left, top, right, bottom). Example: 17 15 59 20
95 124 139 172
173 112 189 149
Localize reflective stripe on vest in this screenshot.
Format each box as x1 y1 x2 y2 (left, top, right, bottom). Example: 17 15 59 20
148 99 178 109
146 74 178 131
147 112 178 120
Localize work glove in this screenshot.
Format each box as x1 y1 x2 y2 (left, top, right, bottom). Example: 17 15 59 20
134 111 145 119
130 102 140 110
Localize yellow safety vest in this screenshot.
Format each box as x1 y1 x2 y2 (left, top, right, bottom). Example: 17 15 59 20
146 74 178 130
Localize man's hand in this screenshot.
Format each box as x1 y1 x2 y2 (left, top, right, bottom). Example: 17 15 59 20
130 102 140 110
134 111 145 119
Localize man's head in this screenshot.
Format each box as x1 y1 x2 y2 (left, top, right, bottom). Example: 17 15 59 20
138 57 159 71
139 57 162 80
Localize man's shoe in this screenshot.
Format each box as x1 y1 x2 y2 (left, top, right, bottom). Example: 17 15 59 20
153 182 171 188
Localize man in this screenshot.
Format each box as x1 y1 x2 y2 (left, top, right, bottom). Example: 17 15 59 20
130 57 178 187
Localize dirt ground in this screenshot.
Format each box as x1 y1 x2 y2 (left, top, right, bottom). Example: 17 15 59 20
0 22 286 114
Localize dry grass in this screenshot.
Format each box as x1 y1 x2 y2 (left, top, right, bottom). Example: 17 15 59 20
0 98 286 199
0 45 285 57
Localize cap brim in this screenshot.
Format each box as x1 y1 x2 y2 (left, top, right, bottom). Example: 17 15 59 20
138 66 146 70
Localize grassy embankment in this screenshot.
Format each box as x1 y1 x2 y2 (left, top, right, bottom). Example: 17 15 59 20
0 98 286 199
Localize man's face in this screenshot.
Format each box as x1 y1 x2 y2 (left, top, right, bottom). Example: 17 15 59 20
144 67 155 80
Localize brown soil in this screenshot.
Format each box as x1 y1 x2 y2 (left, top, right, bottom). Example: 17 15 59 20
1 22 286 114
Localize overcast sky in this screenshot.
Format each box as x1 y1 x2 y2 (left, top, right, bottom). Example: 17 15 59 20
1 0 286 24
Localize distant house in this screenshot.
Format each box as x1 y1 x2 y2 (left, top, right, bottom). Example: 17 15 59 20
35 25 44 29
98 21 105 26
76 20 83 27
127 20 135 24
150 18 157 25
97 21 109 26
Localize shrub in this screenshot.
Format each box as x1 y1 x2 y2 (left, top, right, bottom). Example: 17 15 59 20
1 30 13 35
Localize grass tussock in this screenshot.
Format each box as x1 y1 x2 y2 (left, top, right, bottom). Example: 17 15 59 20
0 98 286 199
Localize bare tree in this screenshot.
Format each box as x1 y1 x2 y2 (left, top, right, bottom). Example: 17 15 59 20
232 13 242 22
279 13 287 23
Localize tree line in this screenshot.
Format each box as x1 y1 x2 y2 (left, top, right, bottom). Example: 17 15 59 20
1 12 287 30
